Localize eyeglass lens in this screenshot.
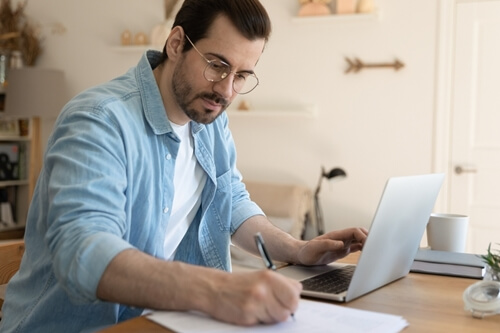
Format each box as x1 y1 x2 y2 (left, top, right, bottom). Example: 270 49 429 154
185 34 259 94
204 60 258 94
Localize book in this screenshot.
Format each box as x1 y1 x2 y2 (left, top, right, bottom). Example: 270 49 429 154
410 248 485 279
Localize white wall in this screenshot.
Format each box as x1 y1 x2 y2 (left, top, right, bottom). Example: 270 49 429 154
25 0 440 232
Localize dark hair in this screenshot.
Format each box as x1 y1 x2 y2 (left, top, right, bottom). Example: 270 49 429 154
161 0 271 61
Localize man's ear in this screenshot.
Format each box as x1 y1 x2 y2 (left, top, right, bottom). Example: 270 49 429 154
166 26 185 61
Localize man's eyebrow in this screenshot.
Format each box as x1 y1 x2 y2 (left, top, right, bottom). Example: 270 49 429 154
206 52 256 75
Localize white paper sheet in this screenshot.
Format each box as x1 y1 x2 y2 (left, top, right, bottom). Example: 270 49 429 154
147 299 408 333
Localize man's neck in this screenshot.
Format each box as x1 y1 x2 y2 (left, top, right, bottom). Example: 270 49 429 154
152 63 190 125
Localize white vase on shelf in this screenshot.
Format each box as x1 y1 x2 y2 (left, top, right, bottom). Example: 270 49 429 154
150 0 183 49
150 19 174 49
357 0 375 13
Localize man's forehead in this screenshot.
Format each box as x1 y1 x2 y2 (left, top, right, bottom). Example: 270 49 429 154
198 16 266 69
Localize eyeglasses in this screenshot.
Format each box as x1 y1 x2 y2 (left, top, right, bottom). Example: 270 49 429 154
185 34 259 95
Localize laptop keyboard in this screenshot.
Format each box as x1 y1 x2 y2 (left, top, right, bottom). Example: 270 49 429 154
301 265 356 294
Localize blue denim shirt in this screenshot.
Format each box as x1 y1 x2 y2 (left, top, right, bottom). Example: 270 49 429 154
0 51 263 333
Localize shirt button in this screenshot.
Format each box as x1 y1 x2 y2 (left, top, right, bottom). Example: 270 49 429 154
165 154 172 160
163 207 169 213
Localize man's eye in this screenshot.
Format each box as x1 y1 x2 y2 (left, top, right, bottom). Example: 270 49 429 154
209 61 227 71
234 73 247 81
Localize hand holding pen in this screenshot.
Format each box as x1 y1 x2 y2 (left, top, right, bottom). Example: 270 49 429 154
255 232 296 321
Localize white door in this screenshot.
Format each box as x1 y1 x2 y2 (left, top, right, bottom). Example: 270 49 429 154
449 1 500 254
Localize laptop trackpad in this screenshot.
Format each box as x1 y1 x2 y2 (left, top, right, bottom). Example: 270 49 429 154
278 263 349 281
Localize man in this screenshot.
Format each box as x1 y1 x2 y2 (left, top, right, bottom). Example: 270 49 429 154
0 0 367 332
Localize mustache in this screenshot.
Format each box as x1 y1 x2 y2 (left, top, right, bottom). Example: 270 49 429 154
200 93 229 107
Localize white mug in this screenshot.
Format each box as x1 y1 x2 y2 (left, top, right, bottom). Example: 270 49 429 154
426 213 469 252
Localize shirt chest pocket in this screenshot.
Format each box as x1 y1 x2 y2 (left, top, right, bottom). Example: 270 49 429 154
210 170 232 232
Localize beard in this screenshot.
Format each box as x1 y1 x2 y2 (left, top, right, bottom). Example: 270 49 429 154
171 59 230 124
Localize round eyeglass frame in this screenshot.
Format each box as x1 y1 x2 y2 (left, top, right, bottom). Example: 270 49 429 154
185 34 259 95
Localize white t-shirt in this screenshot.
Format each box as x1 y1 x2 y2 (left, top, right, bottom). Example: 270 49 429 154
163 121 206 260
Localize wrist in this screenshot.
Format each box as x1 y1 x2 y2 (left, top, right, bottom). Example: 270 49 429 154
173 264 227 314
276 236 307 265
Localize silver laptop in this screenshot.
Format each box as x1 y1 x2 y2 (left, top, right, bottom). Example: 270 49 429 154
279 173 445 302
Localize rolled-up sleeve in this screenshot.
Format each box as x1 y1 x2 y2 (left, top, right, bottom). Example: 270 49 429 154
44 107 134 303
219 114 264 234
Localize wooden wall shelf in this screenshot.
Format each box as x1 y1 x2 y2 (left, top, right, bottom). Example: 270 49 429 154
227 105 317 118
292 10 380 23
110 45 161 53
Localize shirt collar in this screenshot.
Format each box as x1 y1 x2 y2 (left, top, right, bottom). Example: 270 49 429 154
138 50 206 136
137 50 173 135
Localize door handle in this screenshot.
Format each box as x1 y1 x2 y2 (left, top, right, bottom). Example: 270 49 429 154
454 165 478 175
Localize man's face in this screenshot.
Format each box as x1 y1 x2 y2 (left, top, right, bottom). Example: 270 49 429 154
170 50 229 124
171 16 266 124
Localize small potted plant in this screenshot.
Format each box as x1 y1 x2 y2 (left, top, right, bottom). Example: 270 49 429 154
480 243 500 281
0 0 42 66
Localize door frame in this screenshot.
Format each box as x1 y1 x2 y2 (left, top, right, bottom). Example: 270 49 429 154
434 0 496 213
433 0 457 213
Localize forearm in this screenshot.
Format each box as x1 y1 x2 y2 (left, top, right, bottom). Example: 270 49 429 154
96 247 301 326
96 249 218 312
232 215 306 264
232 216 369 267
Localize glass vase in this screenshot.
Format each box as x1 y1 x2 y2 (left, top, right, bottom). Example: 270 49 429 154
484 265 500 281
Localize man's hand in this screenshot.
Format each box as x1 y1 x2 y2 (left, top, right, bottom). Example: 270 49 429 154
232 216 369 267
296 227 368 266
98 249 301 326
204 269 302 326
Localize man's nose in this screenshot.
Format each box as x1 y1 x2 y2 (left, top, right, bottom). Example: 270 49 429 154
212 74 235 99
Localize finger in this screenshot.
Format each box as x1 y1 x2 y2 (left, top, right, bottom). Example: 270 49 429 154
354 228 369 248
264 276 301 323
317 228 353 241
316 238 347 251
297 238 346 264
350 227 368 242
348 242 364 252
273 275 301 309
260 292 294 324
356 227 369 241
325 227 368 245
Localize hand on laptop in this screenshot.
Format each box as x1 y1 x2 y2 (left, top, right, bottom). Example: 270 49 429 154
296 227 368 266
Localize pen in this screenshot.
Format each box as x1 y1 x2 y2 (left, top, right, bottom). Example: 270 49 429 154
254 232 295 321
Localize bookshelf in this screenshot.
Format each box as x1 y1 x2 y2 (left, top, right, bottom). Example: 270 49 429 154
0 117 41 239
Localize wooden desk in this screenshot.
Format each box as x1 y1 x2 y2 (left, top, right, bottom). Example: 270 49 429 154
0 239 25 309
99 253 500 332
